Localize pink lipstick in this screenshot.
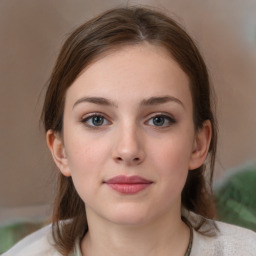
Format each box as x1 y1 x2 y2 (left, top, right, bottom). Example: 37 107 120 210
104 175 152 194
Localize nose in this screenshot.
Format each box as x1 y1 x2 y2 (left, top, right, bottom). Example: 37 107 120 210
112 124 145 166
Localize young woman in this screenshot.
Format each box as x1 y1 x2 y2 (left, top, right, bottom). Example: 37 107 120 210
3 6 256 256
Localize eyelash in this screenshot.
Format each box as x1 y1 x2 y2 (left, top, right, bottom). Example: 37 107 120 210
145 114 176 128
81 113 111 128
80 113 176 129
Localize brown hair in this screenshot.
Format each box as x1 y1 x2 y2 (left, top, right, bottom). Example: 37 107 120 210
42 6 217 255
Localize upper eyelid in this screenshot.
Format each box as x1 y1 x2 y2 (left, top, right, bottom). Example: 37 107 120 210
81 112 110 121
146 112 175 120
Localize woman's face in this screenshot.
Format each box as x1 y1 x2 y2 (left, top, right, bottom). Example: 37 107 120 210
49 43 209 226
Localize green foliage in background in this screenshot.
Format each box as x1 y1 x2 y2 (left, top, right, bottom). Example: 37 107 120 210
214 163 256 231
0 221 45 254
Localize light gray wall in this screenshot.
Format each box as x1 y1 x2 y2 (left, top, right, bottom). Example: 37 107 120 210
0 0 255 209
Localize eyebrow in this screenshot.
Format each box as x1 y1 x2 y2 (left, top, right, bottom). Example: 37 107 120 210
73 95 184 109
73 97 118 109
140 96 184 108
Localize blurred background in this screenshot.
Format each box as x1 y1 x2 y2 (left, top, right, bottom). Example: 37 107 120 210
0 0 255 252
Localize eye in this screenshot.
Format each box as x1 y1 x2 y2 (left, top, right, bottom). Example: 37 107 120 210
81 114 110 127
146 114 176 127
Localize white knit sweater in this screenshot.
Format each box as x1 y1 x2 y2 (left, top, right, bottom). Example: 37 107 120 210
2 219 256 256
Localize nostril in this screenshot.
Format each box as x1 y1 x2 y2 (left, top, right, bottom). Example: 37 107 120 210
115 156 141 162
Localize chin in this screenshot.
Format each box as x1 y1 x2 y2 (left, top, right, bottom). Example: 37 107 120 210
103 205 153 227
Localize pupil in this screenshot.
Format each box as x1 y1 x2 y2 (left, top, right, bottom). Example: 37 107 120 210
93 116 104 126
153 117 164 126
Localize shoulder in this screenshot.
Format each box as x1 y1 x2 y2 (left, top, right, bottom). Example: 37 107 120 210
1 224 62 256
216 220 256 240
216 221 256 252
191 220 256 256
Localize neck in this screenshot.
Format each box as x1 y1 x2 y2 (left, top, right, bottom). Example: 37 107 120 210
81 207 190 256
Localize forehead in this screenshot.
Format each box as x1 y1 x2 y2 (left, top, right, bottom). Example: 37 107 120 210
65 43 192 108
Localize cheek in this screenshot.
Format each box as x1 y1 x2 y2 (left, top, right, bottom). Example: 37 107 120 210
152 134 193 166
65 130 111 169
63 133 110 190
64 140 108 203
149 132 194 185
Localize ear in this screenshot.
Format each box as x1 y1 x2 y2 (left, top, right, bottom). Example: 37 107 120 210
46 130 71 177
189 120 212 170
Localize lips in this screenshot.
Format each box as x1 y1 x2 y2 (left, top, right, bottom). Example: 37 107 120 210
104 175 153 194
